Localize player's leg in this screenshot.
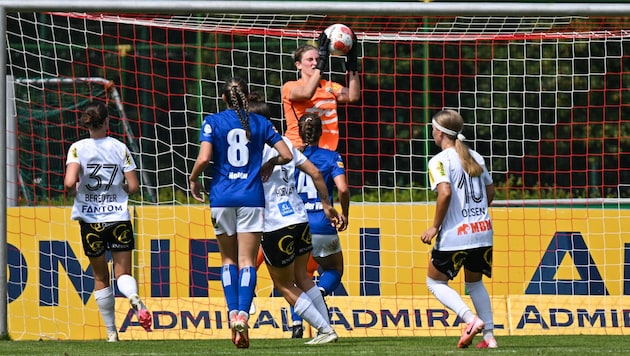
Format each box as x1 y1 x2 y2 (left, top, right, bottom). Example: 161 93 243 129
236 230 260 318
294 252 329 338
313 251 343 296
212 207 239 316
89 253 118 341
427 250 483 348
215 232 243 347
247 246 266 315
464 247 497 349
110 221 151 331
311 233 343 296
81 221 117 341
112 250 152 331
268 262 332 336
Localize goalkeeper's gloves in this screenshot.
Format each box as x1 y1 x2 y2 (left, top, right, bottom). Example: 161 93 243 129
345 29 359 74
316 31 330 72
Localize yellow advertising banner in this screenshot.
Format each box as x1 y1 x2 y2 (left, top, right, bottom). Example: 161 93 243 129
6 204 630 340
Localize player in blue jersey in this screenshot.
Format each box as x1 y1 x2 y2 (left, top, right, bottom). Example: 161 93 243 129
189 78 292 349
420 109 497 349
295 113 350 325
64 101 151 342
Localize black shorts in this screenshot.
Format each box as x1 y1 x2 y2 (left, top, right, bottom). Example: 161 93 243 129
261 222 312 268
431 246 492 280
80 220 135 257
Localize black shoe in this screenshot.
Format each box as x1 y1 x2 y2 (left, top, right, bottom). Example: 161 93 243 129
291 324 304 339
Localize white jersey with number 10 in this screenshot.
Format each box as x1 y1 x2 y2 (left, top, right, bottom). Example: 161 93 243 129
427 147 493 251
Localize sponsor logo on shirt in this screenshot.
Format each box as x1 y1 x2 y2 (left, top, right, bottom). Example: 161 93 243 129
81 204 124 214
304 201 324 211
228 172 248 179
456 219 493 236
278 201 295 217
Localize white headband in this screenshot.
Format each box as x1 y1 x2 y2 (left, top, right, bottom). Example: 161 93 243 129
432 119 466 141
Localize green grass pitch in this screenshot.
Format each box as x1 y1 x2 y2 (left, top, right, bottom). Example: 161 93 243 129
2 335 627 355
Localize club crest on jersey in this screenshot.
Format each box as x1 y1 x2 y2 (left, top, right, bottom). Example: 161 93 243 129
281 167 289 183
437 161 446 176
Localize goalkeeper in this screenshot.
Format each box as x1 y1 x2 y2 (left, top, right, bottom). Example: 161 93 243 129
282 29 360 151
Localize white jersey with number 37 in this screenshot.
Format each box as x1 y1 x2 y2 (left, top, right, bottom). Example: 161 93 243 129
66 137 136 223
427 147 493 251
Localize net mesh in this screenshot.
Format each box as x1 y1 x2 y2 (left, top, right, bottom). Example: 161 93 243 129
6 11 630 340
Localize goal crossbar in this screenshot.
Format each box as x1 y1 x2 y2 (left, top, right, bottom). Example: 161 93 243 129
2 1 630 16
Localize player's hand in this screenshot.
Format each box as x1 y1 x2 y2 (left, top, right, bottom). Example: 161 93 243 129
190 180 206 202
345 29 358 74
316 31 330 72
420 226 438 245
260 159 275 182
335 214 348 232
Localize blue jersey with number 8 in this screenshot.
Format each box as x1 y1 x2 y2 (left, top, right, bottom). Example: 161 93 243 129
200 109 282 207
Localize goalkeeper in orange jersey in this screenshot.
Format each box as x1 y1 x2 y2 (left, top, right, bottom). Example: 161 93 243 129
282 30 360 151
64 101 151 342
419 109 497 349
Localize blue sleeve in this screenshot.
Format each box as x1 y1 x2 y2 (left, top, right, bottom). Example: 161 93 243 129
264 120 283 147
331 152 346 179
199 115 213 143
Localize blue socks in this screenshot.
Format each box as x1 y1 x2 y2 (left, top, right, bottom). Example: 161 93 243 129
238 266 257 313
318 269 341 295
221 264 239 312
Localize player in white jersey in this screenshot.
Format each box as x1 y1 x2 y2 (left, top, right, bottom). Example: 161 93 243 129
260 136 342 345
64 101 151 342
420 109 497 349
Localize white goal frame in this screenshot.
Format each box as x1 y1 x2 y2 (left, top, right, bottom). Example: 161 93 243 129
2 0 630 339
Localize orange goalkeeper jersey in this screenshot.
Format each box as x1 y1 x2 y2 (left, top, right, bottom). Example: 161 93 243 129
282 78 343 150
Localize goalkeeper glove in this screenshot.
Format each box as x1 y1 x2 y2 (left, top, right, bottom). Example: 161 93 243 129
345 29 358 74
316 31 330 72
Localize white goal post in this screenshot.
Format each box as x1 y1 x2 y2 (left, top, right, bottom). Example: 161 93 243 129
2 1 630 340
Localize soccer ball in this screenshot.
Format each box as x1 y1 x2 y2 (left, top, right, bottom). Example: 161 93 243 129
324 23 354 56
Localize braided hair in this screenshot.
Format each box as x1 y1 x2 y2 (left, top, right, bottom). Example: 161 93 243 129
81 101 108 129
222 77 251 140
297 113 322 150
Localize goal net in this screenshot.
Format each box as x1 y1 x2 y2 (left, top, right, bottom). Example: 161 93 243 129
6 10 630 341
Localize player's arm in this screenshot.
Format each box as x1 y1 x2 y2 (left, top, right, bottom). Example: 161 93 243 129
64 162 80 196
189 141 212 202
338 29 361 104
333 173 350 231
336 73 361 104
289 72 321 102
420 182 451 244
261 139 293 181
486 183 496 205
123 169 139 194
